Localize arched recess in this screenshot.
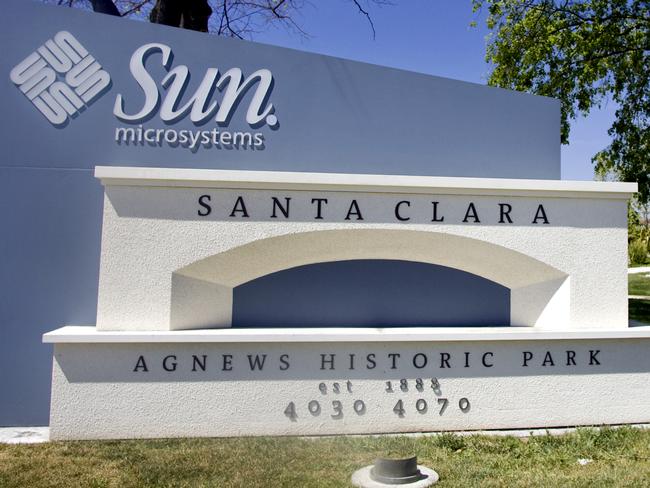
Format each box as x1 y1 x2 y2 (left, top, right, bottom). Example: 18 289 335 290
170 229 569 330
232 260 510 327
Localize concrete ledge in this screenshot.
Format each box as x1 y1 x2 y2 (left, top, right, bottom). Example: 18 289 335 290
95 166 637 199
44 325 650 344
0 427 49 444
47 329 650 439
3 423 649 445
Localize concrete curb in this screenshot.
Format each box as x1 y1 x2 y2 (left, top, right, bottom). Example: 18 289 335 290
628 267 650 274
303 423 650 440
3 423 649 444
0 427 49 444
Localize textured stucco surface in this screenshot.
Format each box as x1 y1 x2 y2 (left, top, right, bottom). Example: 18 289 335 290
49 339 650 440
96 182 629 331
49 170 640 439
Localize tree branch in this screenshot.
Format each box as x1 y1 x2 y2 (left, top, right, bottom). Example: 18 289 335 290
351 0 376 40
120 0 151 17
223 0 244 39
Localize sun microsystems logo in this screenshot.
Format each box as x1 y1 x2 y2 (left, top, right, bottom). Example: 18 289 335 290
9 31 111 127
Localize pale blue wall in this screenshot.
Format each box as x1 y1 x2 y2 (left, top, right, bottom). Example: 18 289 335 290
0 168 102 426
233 261 510 328
2 1 560 178
0 0 555 425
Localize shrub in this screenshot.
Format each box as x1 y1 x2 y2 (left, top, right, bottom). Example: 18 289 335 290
629 239 649 265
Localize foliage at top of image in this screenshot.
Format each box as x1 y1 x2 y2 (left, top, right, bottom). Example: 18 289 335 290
473 0 649 203
629 200 649 264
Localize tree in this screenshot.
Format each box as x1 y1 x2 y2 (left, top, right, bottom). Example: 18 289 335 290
51 0 388 39
473 0 649 203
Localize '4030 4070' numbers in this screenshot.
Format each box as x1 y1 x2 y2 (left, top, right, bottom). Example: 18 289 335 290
283 397 470 420
284 399 366 421
392 397 471 417
283 378 471 421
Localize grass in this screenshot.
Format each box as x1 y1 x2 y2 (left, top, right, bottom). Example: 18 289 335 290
629 272 650 324
1 427 650 487
629 272 650 296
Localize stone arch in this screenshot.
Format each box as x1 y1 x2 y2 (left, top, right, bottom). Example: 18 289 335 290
170 229 569 330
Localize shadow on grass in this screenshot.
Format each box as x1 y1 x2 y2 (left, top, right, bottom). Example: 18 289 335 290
629 299 650 325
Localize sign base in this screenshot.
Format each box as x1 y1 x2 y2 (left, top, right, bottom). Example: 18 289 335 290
44 326 650 440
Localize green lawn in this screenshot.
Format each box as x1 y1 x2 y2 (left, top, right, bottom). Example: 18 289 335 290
629 272 650 296
2 428 650 487
628 272 650 324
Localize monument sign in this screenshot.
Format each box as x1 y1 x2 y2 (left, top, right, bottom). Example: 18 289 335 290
43 167 647 439
1 0 647 437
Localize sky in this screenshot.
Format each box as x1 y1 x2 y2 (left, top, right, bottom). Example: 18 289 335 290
248 0 616 182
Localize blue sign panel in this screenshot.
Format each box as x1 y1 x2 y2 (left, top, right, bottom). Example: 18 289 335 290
0 0 559 426
2 0 559 178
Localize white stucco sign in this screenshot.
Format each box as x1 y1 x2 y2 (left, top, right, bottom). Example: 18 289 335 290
92 167 632 332
11 0 643 430
43 167 650 440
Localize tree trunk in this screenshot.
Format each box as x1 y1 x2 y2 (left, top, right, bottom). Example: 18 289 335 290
89 0 121 16
150 0 212 32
